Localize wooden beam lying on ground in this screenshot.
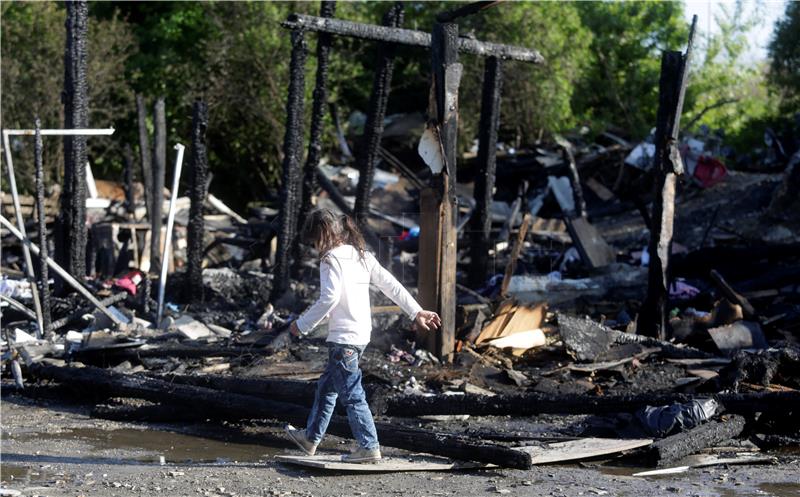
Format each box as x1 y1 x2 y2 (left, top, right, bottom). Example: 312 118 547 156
646 415 746 466
382 391 800 417
29 364 531 469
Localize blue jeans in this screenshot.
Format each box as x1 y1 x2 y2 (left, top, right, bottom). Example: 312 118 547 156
305 343 379 450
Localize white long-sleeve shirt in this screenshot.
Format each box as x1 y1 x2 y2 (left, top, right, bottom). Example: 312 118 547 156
294 244 422 345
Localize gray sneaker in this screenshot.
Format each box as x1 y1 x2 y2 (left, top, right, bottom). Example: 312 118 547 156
284 424 317 456
341 446 381 463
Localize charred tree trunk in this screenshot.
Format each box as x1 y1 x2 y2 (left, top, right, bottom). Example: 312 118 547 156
31 364 531 469
273 31 307 298
150 97 167 274
123 143 135 216
34 118 52 335
468 56 502 288
352 2 404 241
186 99 209 302
57 0 89 279
296 1 336 256
136 94 153 230
638 19 696 339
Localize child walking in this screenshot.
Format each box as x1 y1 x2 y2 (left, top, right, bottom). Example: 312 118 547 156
284 209 441 463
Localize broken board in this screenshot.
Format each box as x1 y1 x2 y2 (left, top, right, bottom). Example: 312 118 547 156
275 454 484 472
564 216 615 269
513 438 652 465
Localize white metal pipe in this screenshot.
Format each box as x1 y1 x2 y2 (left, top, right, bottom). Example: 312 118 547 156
3 128 115 136
2 132 45 337
0 214 125 326
156 143 185 326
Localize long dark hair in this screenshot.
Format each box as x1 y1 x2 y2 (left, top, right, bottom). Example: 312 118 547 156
301 208 366 258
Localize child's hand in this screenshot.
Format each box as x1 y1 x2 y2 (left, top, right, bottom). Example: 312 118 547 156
414 310 442 331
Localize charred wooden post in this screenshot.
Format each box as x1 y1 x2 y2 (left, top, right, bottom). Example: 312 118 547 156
418 20 460 362
150 97 167 274
122 143 135 216
468 56 503 288
57 0 89 279
186 99 209 303
638 17 696 339
136 94 153 227
555 135 587 218
297 1 336 248
646 415 745 466
273 31 307 299
34 119 52 336
352 2 404 240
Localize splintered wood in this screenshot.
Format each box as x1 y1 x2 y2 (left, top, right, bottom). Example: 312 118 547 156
476 300 546 355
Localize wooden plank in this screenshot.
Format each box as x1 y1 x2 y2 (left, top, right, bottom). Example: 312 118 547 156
500 213 532 296
564 217 615 269
514 438 652 465
275 454 485 472
474 299 517 343
417 186 443 353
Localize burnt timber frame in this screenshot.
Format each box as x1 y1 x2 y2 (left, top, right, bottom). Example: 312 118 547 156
277 4 543 360
638 17 697 339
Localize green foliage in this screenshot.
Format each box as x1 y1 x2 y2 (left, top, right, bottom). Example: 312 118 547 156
1 2 136 190
768 1 800 110
0 0 786 206
573 1 689 137
684 2 779 147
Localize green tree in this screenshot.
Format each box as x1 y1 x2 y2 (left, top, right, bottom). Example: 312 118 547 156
573 1 689 137
768 1 800 110
1 2 136 191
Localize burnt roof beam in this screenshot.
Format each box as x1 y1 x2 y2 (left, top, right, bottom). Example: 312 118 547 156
282 13 544 64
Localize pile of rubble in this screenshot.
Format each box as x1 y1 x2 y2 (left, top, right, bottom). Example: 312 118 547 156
3 114 799 471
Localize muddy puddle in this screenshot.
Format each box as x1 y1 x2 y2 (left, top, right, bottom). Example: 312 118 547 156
8 427 284 465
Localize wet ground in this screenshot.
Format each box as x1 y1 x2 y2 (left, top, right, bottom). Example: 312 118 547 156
2 391 799 497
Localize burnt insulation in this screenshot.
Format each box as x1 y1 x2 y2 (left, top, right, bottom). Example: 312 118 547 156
352 2 404 233
136 94 154 232
57 0 89 279
296 0 336 259
468 56 503 288
34 118 52 334
151 97 167 274
273 30 307 298
186 99 209 303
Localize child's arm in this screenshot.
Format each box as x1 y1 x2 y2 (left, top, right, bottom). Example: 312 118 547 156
292 257 343 336
368 253 441 331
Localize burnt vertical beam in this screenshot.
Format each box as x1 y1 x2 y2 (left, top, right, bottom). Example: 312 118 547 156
273 30 307 299
418 21 460 362
296 1 336 259
186 99 208 303
352 2 404 245
136 94 153 226
638 17 696 340
468 56 502 289
554 135 587 218
57 0 89 279
34 118 52 336
150 97 167 274
123 143 135 216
